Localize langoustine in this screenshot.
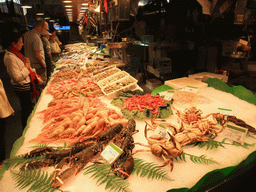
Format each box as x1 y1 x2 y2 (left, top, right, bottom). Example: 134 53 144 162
30 97 127 145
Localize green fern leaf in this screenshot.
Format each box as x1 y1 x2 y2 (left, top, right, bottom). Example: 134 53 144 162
4 155 45 170
231 141 255 149
183 153 220 165
133 158 171 181
10 168 59 192
84 163 131 192
193 138 226 150
29 143 48 149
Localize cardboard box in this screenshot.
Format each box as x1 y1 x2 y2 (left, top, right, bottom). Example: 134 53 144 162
164 77 208 90
188 72 228 83
146 78 163 90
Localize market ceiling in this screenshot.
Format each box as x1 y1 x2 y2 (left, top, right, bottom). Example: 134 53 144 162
21 0 91 26
59 0 91 24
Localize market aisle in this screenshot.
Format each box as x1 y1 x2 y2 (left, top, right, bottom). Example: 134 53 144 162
0 62 23 160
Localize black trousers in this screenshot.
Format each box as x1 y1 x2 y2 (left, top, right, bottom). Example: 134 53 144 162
14 90 33 129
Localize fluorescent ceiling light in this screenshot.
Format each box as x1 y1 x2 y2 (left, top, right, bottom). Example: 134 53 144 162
49 20 55 22
63 1 72 3
65 5 72 7
82 3 88 6
44 17 50 19
81 7 88 9
36 13 44 15
66 9 72 11
21 5 32 9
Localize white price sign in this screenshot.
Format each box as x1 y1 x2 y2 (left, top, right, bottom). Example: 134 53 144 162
154 124 172 140
184 86 198 93
223 123 248 144
101 143 123 164
218 108 233 115
164 90 174 101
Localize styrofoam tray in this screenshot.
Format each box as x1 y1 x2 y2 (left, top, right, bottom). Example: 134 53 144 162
102 75 138 98
164 77 208 90
92 67 120 83
97 71 129 88
92 65 115 76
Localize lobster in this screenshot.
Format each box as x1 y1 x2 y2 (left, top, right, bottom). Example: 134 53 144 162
20 123 126 188
111 119 137 179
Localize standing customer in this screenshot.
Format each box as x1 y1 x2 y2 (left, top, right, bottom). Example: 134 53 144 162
49 35 61 62
24 19 48 90
50 28 62 46
0 79 14 162
3 32 34 129
41 31 54 82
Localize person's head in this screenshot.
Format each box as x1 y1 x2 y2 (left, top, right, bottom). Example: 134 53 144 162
2 32 23 50
42 31 52 40
35 19 48 35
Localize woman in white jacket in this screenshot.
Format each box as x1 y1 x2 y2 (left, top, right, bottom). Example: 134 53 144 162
3 32 33 129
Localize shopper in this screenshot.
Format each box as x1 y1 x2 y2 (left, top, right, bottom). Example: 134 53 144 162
49 35 61 62
0 79 14 162
50 28 62 46
41 31 54 82
3 32 34 130
24 19 48 90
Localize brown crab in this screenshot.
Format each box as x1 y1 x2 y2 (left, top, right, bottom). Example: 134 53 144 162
133 124 183 171
173 106 203 124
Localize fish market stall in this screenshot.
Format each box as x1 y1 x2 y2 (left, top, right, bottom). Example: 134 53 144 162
1 43 256 192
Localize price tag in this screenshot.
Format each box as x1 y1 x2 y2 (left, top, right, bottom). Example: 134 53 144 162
163 90 174 100
184 86 198 93
218 108 233 115
223 123 248 144
101 143 123 164
154 124 172 140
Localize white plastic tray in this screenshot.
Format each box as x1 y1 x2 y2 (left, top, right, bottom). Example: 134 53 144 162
97 71 129 88
102 75 138 98
92 67 120 83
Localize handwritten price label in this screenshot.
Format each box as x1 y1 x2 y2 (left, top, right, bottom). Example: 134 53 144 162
164 90 174 101
154 124 172 140
101 143 123 164
184 86 198 93
218 108 233 116
223 124 248 144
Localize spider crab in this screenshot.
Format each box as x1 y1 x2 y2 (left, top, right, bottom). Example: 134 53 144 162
173 106 204 124
133 124 183 171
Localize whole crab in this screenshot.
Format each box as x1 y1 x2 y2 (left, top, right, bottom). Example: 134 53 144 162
133 124 183 171
174 106 203 124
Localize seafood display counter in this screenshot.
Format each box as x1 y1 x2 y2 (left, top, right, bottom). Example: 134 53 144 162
1 43 256 192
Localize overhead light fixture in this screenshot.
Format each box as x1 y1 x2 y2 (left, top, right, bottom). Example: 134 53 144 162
21 5 32 9
81 6 88 10
63 0 72 3
36 13 44 16
44 17 50 20
65 5 72 8
66 9 72 11
82 3 88 6
49 20 55 22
